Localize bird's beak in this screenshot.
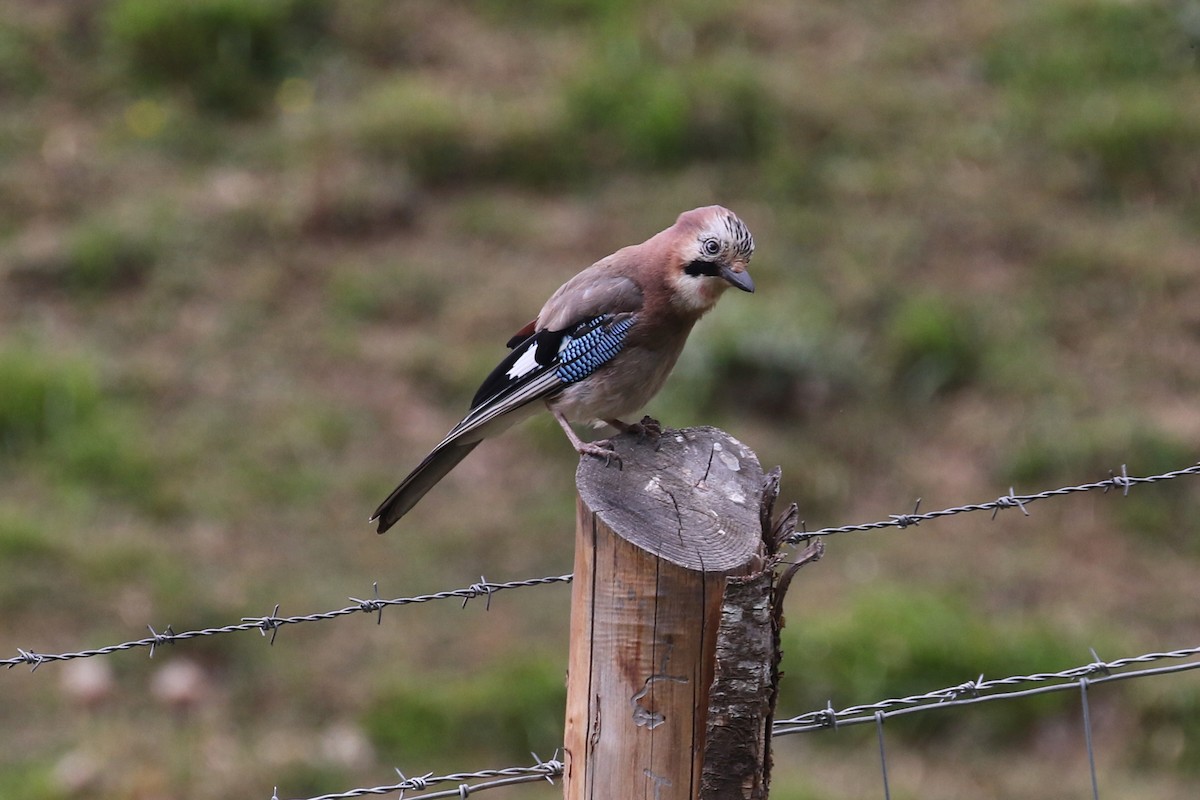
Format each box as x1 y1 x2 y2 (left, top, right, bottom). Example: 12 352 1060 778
719 262 755 293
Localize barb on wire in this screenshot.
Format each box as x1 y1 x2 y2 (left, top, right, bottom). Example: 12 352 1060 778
788 462 1200 543
773 644 1200 734
2 574 573 671
284 755 563 800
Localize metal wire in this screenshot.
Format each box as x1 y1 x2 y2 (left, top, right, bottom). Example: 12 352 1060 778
874 711 891 800
1 574 573 671
271 459 1199 800
278 756 563 800
788 462 1200 543
7 462 1198 672
4 460 1198 799
299 643 1199 800
1080 678 1100 800
772 644 1200 734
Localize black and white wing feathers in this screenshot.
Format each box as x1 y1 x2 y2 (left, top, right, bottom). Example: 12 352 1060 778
370 312 637 532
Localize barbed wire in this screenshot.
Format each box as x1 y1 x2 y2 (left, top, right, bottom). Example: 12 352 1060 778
788 462 1200 543
772 643 1200 734
5 460 1198 797
292 641 1199 800
286 461 1198 799
1 574 573 671
278 755 563 800
5 462 1199 672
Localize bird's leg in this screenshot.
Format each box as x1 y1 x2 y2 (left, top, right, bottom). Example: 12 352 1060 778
605 415 663 443
551 408 621 468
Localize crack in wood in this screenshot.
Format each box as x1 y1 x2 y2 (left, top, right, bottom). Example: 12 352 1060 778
698 444 716 487
662 488 687 551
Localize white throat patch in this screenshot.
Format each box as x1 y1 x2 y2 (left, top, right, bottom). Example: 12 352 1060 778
671 274 725 314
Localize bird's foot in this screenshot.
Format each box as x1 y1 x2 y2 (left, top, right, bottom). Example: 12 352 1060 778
577 439 622 469
628 415 663 443
608 416 663 449
607 415 663 440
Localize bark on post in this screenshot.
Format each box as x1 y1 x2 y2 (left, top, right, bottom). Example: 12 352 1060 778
698 570 777 799
698 467 820 800
563 426 767 800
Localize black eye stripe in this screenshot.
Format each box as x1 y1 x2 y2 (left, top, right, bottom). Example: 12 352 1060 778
685 259 721 277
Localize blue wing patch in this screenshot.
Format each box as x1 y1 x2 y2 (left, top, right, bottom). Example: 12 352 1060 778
443 313 637 447
468 313 636 415
556 315 636 384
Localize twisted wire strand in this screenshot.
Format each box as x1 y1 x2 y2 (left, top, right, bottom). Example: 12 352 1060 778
4 462 1192 796
281 757 563 800
772 644 1200 734
293 643 1200 799
2 575 573 670
788 462 1200 542
7 463 1198 670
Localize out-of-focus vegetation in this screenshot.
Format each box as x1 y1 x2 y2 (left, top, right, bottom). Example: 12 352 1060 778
1 1 1198 798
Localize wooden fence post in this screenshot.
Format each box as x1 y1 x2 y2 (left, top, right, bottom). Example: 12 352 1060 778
563 426 776 800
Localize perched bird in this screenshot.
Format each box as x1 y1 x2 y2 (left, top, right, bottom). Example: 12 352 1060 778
371 205 755 533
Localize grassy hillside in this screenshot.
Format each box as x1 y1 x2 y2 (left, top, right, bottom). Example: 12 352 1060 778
1 1 1198 798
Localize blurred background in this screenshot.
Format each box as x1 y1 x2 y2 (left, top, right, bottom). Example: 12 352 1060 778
1 0 1199 797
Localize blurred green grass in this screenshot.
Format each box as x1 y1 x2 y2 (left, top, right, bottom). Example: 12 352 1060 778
362 656 566 763
985 0 1200 196
105 0 329 117
1 0 1198 798
0 347 100 453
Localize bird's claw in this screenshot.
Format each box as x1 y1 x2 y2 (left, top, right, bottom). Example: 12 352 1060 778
579 439 622 469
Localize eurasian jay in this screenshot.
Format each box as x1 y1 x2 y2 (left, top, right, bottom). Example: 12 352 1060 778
371 205 755 533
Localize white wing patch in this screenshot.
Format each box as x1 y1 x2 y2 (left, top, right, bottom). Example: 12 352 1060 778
505 344 541 380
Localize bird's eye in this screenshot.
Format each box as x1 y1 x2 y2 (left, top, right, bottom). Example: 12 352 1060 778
702 238 721 256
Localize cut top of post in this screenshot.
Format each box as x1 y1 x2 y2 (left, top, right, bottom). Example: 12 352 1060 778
575 426 764 572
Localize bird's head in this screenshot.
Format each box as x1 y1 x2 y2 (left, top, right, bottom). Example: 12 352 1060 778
666 206 755 314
